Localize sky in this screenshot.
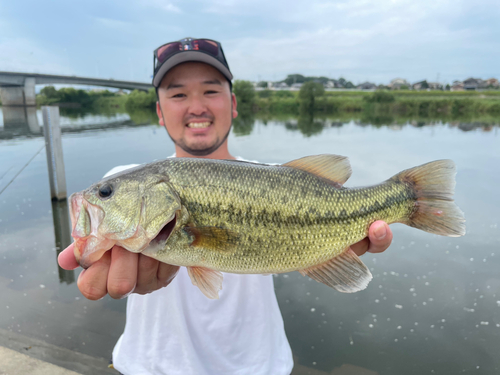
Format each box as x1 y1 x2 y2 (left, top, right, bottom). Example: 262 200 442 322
0 0 499 85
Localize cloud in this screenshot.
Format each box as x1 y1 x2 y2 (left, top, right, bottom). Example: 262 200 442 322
0 37 73 75
0 0 498 84
219 0 499 83
143 0 182 13
94 17 131 29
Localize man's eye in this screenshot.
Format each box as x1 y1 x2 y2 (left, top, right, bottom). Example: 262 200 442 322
172 93 185 98
206 90 219 95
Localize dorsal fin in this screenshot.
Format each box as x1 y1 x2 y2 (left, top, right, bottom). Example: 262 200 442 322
282 154 352 186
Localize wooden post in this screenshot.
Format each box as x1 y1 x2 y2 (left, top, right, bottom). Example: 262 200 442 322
52 198 75 284
42 106 67 200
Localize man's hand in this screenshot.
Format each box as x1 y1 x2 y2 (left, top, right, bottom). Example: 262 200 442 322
351 220 393 257
58 244 179 300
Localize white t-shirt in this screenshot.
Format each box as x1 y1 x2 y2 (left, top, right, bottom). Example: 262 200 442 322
107 159 294 375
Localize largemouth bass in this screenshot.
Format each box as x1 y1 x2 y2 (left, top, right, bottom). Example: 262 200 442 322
70 155 465 299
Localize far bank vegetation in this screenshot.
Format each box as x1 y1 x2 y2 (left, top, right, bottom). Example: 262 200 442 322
34 82 500 123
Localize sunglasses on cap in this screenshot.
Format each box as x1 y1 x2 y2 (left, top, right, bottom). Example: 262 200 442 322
153 38 229 73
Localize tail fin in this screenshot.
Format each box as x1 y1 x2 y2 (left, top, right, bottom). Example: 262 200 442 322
395 160 465 237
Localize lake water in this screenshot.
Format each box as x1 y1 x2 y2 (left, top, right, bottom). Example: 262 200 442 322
0 108 499 374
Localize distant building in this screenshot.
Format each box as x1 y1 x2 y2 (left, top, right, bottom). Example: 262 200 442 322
357 82 377 90
324 80 339 89
486 78 499 88
463 77 487 90
290 83 303 90
389 78 410 90
427 82 443 90
412 81 427 90
451 81 464 91
333 80 344 88
272 82 289 89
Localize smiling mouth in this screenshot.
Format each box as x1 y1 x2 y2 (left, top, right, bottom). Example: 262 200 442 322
187 121 211 129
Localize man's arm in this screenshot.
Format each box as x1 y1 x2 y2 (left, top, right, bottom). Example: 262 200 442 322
58 220 392 300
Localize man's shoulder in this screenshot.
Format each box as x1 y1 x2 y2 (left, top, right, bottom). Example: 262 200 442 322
104 164 141 178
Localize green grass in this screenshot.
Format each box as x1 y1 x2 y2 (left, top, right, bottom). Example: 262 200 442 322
253 90 500 122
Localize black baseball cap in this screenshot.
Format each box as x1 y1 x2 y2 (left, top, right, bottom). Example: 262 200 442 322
153 37 233 88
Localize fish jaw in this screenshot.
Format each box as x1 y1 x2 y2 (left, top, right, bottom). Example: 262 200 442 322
69 192 116 268
69 192 178 268
74 236 116 269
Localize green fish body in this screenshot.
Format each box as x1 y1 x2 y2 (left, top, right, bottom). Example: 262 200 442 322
70 155 465 299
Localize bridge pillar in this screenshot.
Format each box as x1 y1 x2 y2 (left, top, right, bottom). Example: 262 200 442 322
0 87 26 106
0 77 39 133
24 78 36 106
0 77 37 106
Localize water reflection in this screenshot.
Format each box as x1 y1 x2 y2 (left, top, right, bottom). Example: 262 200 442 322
1 105 498 141
1 106 40 137
297 112 324 137
51 199 74 284
232 109 255 136
0 106 159 140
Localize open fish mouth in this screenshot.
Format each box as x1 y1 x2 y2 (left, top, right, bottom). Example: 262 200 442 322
69 192 178 268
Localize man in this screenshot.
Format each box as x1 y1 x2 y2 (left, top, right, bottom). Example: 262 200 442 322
58 37 393 375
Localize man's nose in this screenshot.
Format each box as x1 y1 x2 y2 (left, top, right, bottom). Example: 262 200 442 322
187 95 208 116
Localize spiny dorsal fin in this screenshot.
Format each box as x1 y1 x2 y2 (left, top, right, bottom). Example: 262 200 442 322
299 248 372 293
282 154 352 186
184 226 239 252
187 266 223 299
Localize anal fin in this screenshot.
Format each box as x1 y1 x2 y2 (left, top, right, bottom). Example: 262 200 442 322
187 266 223 299
299 248 373 293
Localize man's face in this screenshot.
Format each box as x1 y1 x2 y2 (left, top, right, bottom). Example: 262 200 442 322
156 62 238 156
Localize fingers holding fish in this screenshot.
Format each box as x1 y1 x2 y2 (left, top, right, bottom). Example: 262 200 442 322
367 221 393 254
350 221 393 256
58 243 80 270
133 255 179 295
157 263 180 289
77 250 111 301
107 246 138 299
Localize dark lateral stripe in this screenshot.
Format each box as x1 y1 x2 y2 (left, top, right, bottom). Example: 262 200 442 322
184 183 414 228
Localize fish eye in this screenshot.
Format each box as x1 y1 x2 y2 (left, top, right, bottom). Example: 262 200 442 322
98 184 113 199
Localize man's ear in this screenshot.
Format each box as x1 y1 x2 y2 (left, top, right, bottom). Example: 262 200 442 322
156 102 165 126
231 93 238 119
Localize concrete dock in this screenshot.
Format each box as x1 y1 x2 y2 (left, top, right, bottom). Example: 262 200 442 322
0 328 117 375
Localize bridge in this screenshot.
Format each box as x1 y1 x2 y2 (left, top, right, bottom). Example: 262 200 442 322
0 71 152 131
0 71 152 106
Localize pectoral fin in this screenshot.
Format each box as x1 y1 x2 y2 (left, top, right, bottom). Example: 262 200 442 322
184 226 238 252
187 267 223 299
299 248 373 293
